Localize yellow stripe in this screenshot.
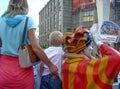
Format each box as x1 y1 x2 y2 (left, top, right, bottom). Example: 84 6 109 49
65 58 83 63
68 59 80 89
98 56 114 85
86 59 101 89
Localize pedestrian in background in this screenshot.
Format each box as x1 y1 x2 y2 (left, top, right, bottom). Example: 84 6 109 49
0 0 58 89
33 63 41 89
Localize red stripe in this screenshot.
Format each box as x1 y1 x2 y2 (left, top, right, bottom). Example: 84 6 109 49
106 56 120 79
62 63 70 89
74 60 90 89
93 59 112 89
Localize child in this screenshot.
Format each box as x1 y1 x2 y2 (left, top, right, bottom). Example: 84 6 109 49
40 31 64 89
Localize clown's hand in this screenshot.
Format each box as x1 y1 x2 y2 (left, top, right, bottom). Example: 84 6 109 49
90 24 103 48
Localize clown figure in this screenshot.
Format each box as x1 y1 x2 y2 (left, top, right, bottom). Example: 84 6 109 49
62 23 120 89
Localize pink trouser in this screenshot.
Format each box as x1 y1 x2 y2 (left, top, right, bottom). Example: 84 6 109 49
0 55 34 89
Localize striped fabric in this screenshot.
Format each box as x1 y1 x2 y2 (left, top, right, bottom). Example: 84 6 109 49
62 44 120 89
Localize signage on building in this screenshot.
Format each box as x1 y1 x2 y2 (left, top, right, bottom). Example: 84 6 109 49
72 0 96 12
100 21 120 43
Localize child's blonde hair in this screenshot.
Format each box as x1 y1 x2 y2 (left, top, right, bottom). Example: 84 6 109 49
49 31 63 46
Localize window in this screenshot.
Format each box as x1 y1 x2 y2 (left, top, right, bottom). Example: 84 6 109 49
73 12 79 26
58 11 62 29
58 0 62 7
114 0 120 20
67 28 72 32
82 9 94 22
52 1 54 12
55 0 58 9
54 14 58 28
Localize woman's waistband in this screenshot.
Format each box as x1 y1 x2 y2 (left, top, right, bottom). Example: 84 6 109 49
1 54 18 59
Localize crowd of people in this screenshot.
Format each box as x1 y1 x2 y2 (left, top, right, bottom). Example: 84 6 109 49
0 0 120 89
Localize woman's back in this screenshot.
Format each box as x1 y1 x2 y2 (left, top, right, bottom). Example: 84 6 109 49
0 15 36 56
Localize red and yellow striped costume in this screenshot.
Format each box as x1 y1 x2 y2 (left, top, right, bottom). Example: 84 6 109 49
62 44 120 89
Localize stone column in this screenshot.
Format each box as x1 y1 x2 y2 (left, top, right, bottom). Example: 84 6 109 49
96 0 110 26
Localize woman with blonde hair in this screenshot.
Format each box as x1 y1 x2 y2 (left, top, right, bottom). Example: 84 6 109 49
0 0 58 89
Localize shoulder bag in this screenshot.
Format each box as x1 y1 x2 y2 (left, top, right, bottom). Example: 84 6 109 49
19 17 40 68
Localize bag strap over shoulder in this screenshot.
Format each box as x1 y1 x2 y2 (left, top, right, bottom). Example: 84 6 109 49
21 17 29 45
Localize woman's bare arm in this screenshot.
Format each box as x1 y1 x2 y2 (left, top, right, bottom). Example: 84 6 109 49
28 29 58 75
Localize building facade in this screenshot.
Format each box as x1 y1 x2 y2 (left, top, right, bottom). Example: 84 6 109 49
39 0 73 48
39 0 120 48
